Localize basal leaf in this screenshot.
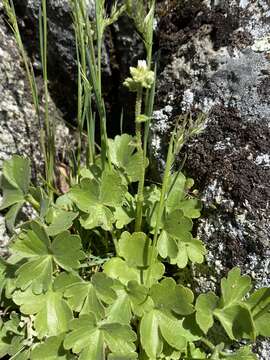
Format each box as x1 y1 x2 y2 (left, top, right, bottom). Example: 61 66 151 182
100 169 127 206
225 346 257 359
118 232 151 268
247 287 270 336
157 311 187 351
92 272 117 304
214 304 255 340
157 230 178 259
140 310 163 359
164 210 192 240
64 281 105 319
15 256 53 294
0 176 24 210
178 198 202 219
100 322 137 354
220 267 251 307
52 232 85 270
195 292 219 334
80 205 114 230
46 209 78 236
104 258 140 285
12 287 73 339
64 315 136 358
34 289 73 339
150 278 194 316
30 334 71 360
106 289 132 324
2 155 30 194
10 222 85 293
108 134 143 182
108 353 138 359
166 172 187 211
69 169 127 230
5 201 24 232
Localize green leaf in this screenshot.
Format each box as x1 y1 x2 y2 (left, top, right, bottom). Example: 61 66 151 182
2 155 30 194
106 281 149 323
178 198 202 219
64 281 105 319
30 335 71 359
45 208 78 236
114 193 135 229
195 292 219 334
0 177 24 210
35 290 73 339
92 272 117 304
158 231 206 268
5 201 24 232
164 210 192 240
0 156 30 229
157 311 188 351
108 353 138 359
104 258 140 285
108 134 143 182
140 310 163 359
214 304 255 340
220 267 251 307
10 222 85 292
140 309 195 359
13 287 73 339
150 278 194 316
157 230 178 259
51 231 85 270
247 287 270 336
106 289 132 324
118 231 152 268
225 346 257 359
64 315 136 358
166 172 187 211
69 169 127 230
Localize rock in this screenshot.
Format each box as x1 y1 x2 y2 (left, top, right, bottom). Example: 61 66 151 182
153 1 270 357
11 0 142 131
0 5 72 256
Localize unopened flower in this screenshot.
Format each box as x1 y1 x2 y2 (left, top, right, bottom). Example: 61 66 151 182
124 60 154 92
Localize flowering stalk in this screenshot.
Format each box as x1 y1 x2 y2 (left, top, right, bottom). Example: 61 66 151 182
124 60 154 231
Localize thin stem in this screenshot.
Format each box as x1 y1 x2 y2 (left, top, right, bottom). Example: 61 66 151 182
40 0 55 194
145 134 175 286
135 88 145 232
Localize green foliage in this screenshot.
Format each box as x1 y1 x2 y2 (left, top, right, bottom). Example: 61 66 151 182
1 0 270 359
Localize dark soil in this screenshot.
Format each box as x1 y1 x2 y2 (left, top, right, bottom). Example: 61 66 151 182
183 106 270 210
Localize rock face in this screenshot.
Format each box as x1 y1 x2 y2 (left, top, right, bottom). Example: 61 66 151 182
0 2 71 256
152 1 270 357
11 0 142 129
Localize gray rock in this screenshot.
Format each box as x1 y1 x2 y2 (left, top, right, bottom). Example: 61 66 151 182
153 1 270 357
0 9 72 256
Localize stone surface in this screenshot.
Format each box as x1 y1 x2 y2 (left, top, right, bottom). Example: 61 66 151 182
152 1 270 357
0 3 72 256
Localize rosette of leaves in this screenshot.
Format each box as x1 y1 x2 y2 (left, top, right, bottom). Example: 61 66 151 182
0 155 30 231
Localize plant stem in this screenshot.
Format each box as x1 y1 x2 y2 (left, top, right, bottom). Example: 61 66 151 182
145 134 175 286
40 0 55 194
135 88 145 232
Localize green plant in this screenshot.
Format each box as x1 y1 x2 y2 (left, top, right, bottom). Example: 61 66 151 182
1 1 270 359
